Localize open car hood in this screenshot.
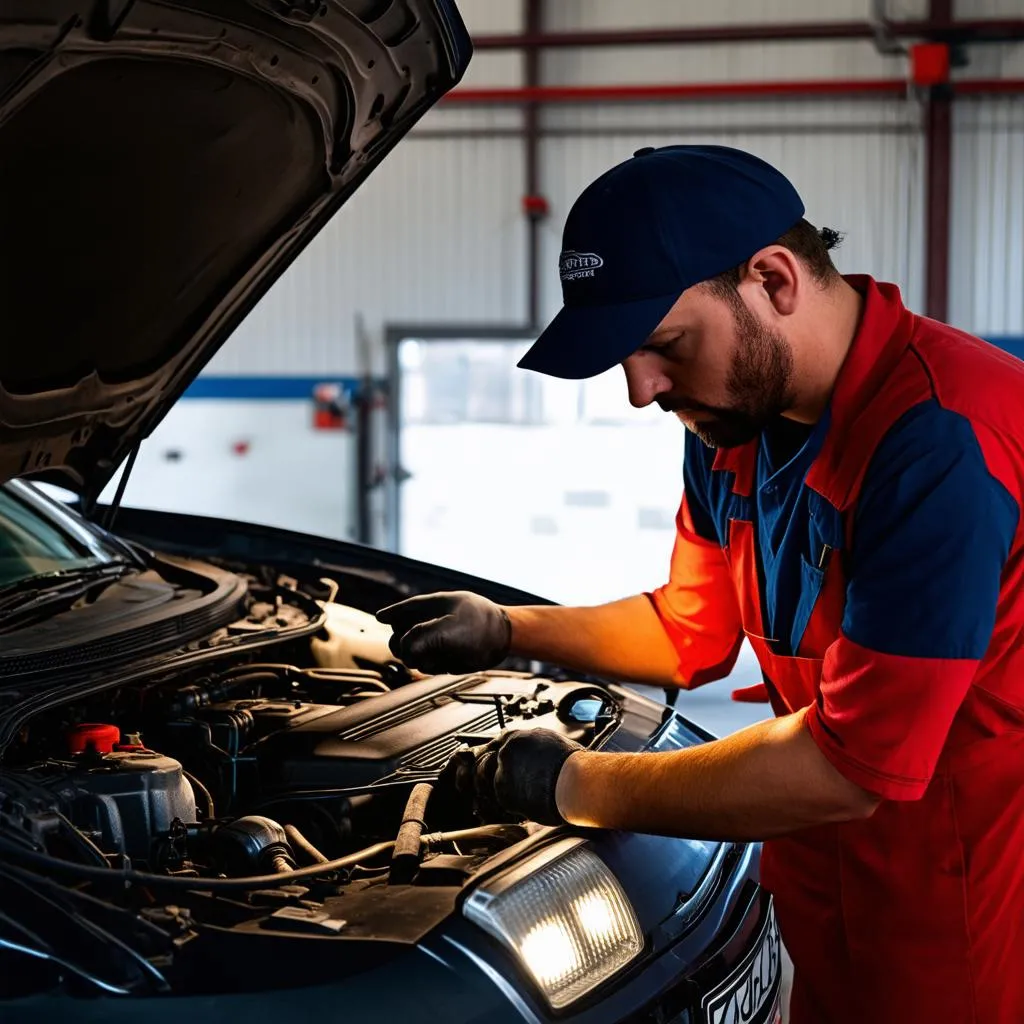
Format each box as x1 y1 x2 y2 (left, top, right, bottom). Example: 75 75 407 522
0 0 470 501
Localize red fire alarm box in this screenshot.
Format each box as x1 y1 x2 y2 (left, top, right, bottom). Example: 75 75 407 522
910 43 950 87
312 382 350 431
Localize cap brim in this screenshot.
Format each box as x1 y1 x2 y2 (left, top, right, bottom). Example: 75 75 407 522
518 292 679 380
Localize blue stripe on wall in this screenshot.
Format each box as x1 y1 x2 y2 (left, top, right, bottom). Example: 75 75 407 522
182 376 366 400
180 339 1024 400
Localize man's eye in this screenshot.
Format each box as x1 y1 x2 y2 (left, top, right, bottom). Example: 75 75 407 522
644 335 683 354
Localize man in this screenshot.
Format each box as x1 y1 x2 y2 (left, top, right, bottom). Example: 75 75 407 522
376 146 1024 1022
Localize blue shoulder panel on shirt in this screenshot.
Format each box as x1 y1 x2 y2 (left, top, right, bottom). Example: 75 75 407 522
843 400 1019 659
683 432 751 545
682 433 720 543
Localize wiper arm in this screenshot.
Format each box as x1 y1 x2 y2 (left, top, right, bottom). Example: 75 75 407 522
0 563 133 622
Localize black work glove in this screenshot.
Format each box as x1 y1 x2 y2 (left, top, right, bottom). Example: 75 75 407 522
480 729 584 826
436 741 504 824
375 591 512 674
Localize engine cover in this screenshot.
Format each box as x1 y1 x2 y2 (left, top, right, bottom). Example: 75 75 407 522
213 674 603 793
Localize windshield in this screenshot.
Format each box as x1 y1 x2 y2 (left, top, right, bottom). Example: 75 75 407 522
0 482 118 588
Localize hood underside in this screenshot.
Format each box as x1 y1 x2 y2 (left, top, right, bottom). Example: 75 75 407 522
0 0 470 500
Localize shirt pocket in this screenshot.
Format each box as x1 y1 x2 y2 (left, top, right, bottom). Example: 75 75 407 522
790 553 827 656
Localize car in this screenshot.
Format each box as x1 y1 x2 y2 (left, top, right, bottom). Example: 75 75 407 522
0 3 782 1022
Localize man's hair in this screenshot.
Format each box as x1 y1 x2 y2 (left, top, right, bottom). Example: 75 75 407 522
704 219 844 298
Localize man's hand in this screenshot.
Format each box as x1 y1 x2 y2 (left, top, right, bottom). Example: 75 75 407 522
435 742 502 822
468 729 584 825
375 592 512 674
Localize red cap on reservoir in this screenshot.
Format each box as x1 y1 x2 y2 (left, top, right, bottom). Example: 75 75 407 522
67 723 120 755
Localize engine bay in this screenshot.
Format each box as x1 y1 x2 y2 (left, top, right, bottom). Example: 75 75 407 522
4 663 614 877
0 572 621 995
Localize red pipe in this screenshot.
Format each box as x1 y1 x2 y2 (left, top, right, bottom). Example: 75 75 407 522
957 78 1024 94
442 79 1024 104
444 80 909 104
472 19 1024 50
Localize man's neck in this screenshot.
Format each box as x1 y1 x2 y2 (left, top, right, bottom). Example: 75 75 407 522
783 278 865 425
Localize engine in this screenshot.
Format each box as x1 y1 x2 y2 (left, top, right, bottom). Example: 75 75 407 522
0 599 617 883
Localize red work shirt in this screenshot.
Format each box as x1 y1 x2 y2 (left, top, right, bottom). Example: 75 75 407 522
650 277 1024 1023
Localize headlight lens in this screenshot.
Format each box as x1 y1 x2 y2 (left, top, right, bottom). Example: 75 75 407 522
464 839 643 1009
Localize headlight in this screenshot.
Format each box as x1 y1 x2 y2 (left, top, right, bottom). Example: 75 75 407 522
464 838 643 1009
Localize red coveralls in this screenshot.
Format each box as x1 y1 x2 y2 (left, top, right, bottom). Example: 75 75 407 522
650 277 1024 1022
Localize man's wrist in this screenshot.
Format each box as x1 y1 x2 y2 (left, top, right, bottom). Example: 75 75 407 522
554 749 589 825
503 605 528 656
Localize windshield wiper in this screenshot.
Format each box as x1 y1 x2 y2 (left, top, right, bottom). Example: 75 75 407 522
0 563 134 624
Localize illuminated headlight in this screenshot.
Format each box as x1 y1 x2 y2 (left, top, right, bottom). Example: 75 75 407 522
464 839 643 1009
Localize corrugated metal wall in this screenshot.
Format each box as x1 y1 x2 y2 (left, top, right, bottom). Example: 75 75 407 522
210 127 527 376
950 96 1024 335
538 102 925 326
957 0 1024 17
202 0 1020 378
546 0 930 26
949 1 1024 337
542 0 924 84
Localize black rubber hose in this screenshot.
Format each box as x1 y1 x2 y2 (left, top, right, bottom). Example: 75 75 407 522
0 826 521 893
284 824 329 865
183 770 216 820
0 834 392 890
388 783 433 885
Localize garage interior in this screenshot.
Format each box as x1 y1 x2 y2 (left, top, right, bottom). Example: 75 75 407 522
104 0 1024 741
1 2 1023 1020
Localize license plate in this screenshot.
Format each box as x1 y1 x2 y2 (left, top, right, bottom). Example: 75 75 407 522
701 904 782 1024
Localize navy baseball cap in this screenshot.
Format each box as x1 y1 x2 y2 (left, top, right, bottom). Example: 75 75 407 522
518 145 805 379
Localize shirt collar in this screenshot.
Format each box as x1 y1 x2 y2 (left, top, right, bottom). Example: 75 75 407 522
825 275 915 438
712 275 915 493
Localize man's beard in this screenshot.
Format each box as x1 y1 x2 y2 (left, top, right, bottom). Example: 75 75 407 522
659 297 795 449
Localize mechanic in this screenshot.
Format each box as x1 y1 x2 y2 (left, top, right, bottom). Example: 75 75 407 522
376 146 1024 1023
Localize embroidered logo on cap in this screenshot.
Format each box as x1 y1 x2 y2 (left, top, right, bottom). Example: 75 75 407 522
559 250 604 282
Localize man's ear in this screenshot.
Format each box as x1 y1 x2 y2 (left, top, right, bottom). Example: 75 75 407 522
740 246 801 317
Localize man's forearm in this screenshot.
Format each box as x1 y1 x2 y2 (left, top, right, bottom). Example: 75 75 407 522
504 595 686 686
554 708 881 841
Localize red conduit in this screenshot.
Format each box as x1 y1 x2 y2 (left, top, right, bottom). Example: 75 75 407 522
957 78 1024 95
442 79 1024 104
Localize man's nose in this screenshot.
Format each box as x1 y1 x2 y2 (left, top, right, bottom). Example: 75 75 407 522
622 356 671 409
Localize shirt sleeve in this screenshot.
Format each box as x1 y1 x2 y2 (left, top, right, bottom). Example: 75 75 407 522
806 401 1020 800
647 437 744 688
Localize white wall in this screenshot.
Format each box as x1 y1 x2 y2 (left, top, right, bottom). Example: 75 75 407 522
103 402 360 541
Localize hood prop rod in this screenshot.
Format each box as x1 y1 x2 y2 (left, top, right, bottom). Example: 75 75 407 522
102 443 141 532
